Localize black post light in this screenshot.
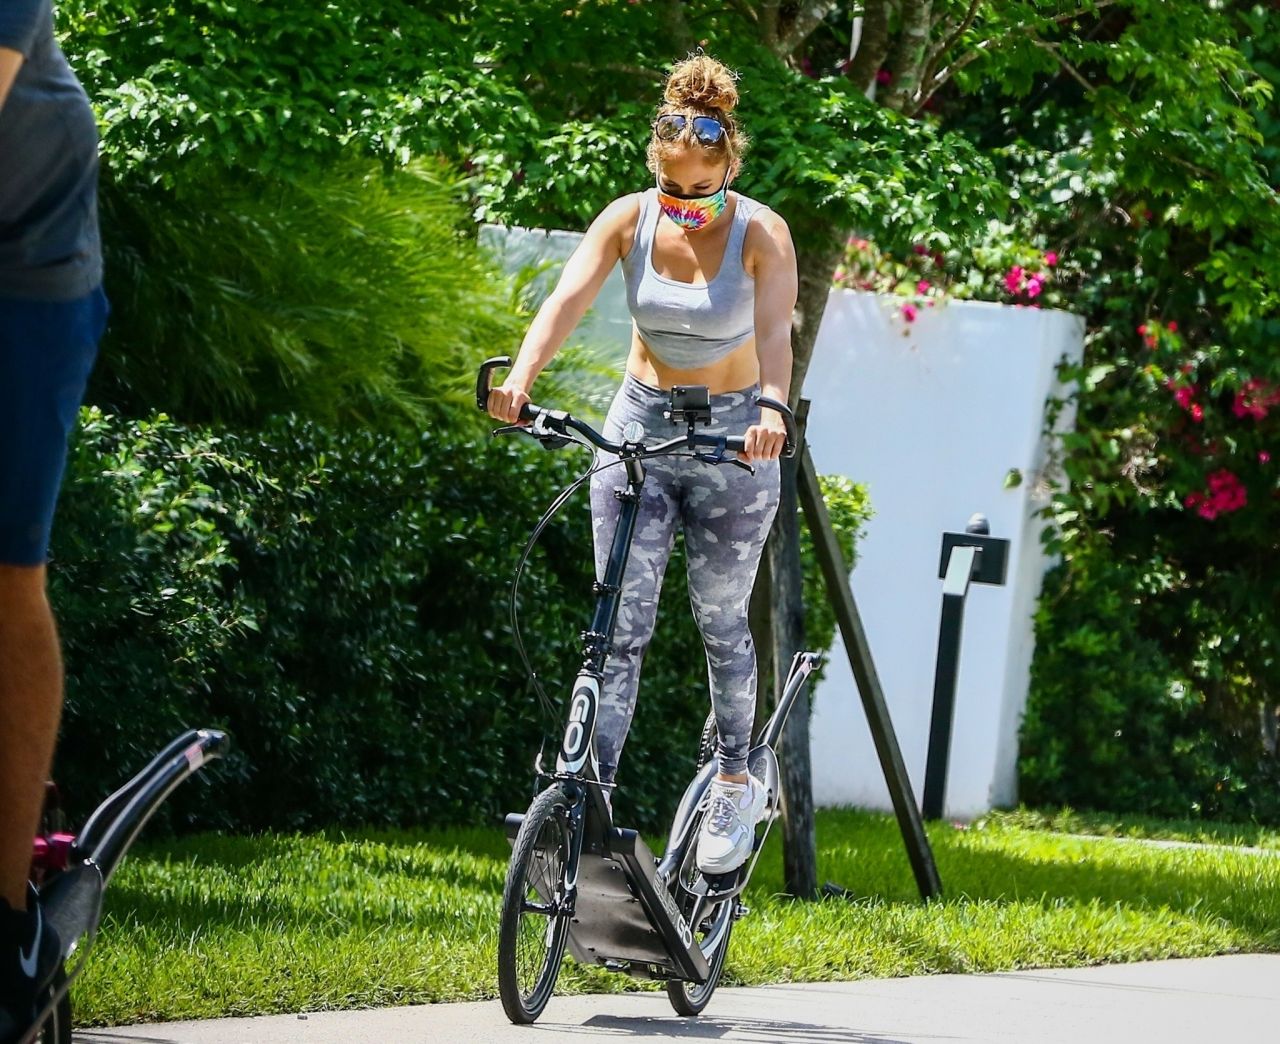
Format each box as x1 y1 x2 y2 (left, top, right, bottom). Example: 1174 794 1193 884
922 514 1010 821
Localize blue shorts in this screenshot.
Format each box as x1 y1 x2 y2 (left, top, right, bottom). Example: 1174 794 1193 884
0 287 107 566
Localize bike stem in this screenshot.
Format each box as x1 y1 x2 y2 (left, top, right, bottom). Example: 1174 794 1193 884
580 456 646 675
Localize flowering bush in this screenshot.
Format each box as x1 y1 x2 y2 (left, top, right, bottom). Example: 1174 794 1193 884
832 227 1072 327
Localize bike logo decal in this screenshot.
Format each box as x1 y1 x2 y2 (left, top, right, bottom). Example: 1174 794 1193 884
657 879 694 950
557 676 599 774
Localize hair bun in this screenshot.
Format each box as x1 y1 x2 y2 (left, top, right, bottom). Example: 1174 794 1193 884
663 54 739 113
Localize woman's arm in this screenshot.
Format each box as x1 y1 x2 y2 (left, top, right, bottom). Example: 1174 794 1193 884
489 194 640 423
743 210 799 463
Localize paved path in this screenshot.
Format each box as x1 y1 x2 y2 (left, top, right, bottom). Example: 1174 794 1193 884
77 955 1280 1043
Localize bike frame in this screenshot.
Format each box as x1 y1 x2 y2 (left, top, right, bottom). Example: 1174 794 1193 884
546 449 648 907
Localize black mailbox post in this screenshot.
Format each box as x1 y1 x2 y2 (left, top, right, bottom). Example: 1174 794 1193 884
922 514 1010 821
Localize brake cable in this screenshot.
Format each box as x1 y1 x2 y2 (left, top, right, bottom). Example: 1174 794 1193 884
505 433 702 777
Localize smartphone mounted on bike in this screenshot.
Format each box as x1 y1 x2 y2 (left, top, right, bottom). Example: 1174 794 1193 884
664 385 712 427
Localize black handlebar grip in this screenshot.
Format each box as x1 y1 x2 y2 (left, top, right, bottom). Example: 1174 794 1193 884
476 356 513 411
755 396 798 458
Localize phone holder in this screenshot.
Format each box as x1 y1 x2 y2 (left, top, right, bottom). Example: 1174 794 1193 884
664 385 712 427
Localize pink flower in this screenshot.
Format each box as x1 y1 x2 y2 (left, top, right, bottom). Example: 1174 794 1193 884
1004 265 1025 295
834 267 847 281
1044 251 1058 266
1137 324 1148 335
877 68 893 85
1167 320 1178 333
1174 386 1196 410
1026 277 1043 298
913 243 928 255
916 280 931 293
1260 450 1272 464
1232 378 1280 421
1190 404 1204 423
902 303 919 322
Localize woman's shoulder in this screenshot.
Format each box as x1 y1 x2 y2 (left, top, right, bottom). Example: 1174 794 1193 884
737 195 794 275
594 191 650 261
737 194 791 244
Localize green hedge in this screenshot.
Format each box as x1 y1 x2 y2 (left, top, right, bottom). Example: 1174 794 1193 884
51 411 867 834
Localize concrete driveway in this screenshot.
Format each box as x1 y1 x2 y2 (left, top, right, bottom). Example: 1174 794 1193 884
76 954 1279 1043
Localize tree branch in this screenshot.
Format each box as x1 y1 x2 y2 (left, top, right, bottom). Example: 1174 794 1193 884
919 0 984 93
725 0 761 25
882 0 934 111
778 1 839 57
846 0 893 94
757 0 781 48
1027 33 1220 181
913 0 1121 116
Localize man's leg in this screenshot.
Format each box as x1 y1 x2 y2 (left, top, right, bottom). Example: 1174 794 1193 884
0 565 60 909
0 288 105 1040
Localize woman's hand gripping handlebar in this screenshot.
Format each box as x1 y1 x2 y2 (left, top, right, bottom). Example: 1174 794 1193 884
476 356 797 468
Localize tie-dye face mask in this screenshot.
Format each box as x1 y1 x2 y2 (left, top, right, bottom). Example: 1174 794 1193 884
656 172 729 232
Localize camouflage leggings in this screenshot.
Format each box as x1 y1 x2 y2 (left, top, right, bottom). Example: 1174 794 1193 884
589 372 781 782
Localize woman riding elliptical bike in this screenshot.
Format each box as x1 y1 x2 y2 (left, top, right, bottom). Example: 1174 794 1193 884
487 54 799 876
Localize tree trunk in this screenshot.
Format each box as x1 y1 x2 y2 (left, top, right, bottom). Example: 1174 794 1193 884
770 448 814 898
754 238 844 899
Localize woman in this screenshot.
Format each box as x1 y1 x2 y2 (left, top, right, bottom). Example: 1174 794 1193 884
487 54 798 874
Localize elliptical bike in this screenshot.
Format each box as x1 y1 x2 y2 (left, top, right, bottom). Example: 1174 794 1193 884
477 357 820 1023
22 729 228 1043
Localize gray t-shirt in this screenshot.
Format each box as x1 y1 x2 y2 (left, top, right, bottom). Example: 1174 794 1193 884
0 0 102 301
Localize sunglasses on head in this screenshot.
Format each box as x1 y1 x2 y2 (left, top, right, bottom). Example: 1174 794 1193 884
653 113 727 146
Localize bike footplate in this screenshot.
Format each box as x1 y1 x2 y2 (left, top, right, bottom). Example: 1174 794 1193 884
570 828 710 983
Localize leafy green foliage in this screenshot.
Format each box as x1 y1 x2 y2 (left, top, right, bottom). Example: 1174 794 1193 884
52 410 867 834
800 474 873 678
894 2 1280 821
92 160 525 427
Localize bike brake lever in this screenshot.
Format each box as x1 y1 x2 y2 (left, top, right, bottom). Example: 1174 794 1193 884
491 424 532 438
695 450 756 476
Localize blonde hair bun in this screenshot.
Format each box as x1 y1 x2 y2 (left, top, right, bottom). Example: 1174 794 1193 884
663 54 739 114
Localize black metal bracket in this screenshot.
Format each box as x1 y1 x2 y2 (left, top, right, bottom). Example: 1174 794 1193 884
923 519 1012 821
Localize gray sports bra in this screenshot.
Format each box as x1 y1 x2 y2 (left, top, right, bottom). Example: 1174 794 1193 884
621 188 764 369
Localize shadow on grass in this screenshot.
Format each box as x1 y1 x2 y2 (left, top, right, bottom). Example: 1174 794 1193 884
931 839 1280 940
102 813 1280 960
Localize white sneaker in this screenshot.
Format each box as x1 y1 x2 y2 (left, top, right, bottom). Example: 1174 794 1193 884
695 775 768 874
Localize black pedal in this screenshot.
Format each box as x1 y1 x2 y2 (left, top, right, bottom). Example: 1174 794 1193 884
702 868 742 898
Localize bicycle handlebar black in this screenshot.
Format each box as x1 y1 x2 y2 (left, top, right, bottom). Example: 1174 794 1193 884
477 356 797 459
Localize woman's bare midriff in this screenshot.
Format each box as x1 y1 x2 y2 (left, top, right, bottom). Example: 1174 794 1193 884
626 332 760 394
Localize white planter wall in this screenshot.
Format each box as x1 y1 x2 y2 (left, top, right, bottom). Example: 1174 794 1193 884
481 225 1086 819
804 291 1084 818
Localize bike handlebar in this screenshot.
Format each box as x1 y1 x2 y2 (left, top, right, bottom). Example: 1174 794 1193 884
476 356 797 459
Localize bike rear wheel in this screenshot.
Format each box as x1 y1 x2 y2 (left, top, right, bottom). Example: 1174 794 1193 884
664 800 735 1016
497 781 576 1024
665 899 733 1016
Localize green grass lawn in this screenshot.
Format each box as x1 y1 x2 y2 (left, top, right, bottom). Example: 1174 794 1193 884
74 809 1280 1026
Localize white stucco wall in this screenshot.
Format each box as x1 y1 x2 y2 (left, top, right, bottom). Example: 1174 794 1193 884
803 291 1084 818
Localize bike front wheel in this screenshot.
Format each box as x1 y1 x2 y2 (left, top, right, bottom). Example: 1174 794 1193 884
497 781 576 1024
